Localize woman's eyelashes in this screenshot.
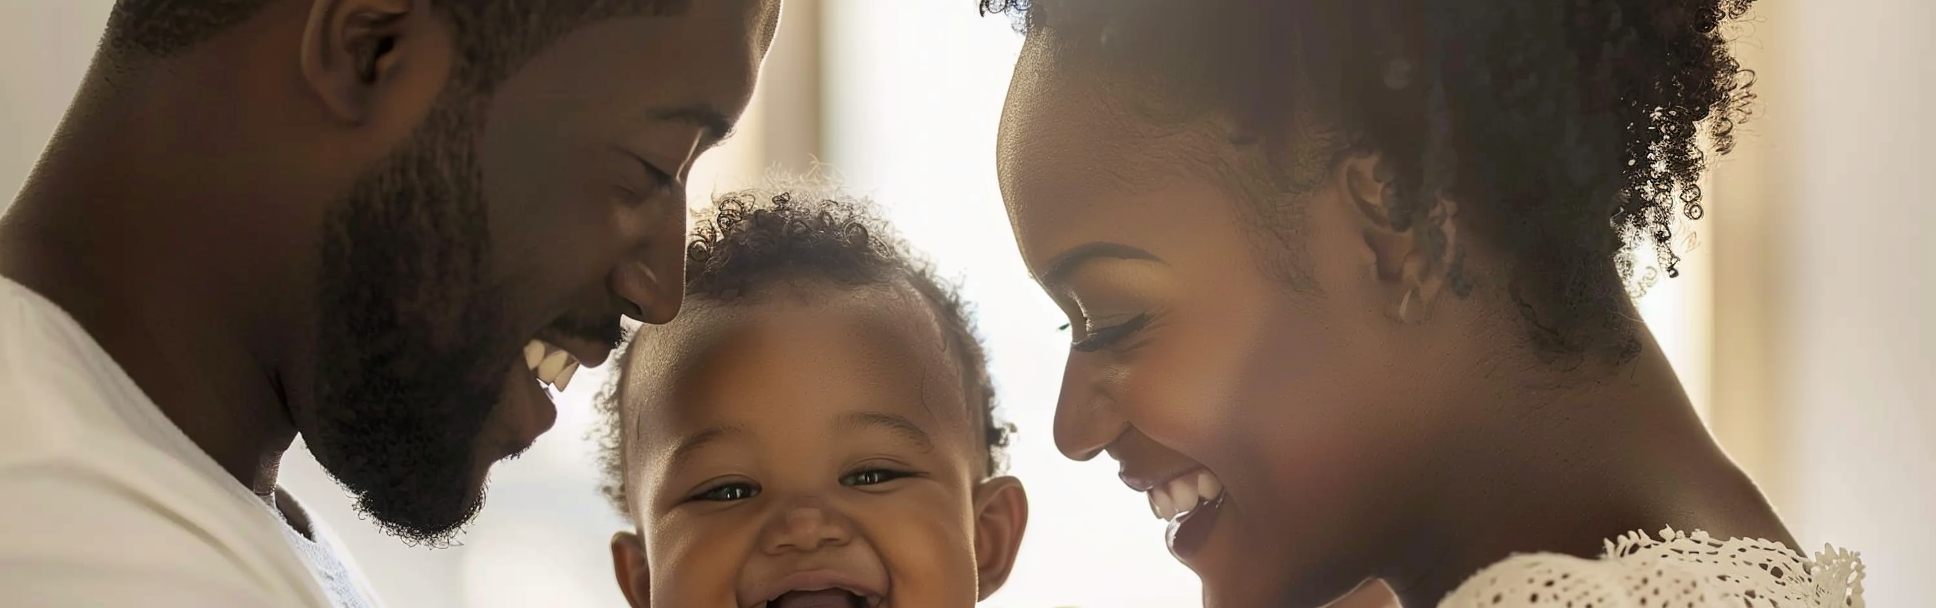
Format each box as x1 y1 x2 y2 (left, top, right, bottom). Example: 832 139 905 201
1072 312 1152 353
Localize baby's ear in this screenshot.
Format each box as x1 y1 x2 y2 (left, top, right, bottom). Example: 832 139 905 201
609 531 652 608
970 476 1030 600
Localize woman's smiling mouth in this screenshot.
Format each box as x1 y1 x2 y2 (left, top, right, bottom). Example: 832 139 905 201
1124 467 1229 560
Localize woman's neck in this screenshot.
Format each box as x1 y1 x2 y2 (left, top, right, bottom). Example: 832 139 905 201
1382 327 1793 607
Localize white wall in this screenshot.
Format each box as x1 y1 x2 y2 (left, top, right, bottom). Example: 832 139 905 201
0 1 111 200
1774 1 1936 604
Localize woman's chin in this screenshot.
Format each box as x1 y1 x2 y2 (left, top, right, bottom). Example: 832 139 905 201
1184 500 1360 608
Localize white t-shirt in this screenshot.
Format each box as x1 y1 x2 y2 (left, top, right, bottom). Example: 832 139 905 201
0 276 381 608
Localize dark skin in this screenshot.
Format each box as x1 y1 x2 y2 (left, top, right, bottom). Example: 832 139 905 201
607 282 1028 608
996 35 1793 608
0 0 778 538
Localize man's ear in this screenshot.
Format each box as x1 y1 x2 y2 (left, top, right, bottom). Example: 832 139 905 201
970 476 1030 600
1337 152 1458 323
299 0 451 127
609 531 652 608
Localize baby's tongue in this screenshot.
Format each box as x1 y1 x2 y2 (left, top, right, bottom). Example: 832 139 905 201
772 589 863 608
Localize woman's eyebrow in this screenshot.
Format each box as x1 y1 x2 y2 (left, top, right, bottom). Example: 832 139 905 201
1039 241 1164 287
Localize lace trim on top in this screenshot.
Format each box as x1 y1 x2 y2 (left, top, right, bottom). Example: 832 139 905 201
1439 527 1865 608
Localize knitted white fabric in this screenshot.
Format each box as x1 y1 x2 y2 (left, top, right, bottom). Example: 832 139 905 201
1440 527 1865 608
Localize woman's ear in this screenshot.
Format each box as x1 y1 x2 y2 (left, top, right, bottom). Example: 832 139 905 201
299 0 451 127
970 476 1030 600
1337 152 1459 323
609 531 652 608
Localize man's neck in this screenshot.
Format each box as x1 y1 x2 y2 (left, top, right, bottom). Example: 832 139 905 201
0 102 301 498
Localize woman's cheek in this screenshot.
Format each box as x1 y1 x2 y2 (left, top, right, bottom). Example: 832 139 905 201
1118 313 1262 456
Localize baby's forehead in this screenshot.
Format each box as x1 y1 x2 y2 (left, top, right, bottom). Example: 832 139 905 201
618 280 973 442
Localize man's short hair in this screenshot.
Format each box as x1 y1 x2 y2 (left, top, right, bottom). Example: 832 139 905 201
106 0 687 92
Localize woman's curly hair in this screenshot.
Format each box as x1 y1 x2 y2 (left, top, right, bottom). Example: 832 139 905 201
593 188 1013 516
982 0 1755 359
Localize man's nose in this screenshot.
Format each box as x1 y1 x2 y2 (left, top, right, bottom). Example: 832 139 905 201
610 198 687 325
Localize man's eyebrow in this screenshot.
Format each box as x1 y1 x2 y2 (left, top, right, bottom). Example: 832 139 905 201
837 411 934 452
650 103 737 149
1039 241 1164 287
665 424 747 469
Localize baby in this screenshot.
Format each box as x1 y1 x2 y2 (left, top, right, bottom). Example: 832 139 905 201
595 188 1028 608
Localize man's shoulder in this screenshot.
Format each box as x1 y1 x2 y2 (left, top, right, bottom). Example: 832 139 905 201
0 277 334 607
0 444 332 607
0 276 139 441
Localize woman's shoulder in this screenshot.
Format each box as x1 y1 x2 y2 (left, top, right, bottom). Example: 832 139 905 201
1437 527 1866 608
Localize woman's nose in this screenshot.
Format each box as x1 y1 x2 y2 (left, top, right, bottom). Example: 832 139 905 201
758 499 855 555
1053 351 1128 461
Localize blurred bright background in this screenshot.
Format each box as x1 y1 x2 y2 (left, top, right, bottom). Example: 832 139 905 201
3 2 1929 607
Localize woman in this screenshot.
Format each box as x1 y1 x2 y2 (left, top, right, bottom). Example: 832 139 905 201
983 0 1865 606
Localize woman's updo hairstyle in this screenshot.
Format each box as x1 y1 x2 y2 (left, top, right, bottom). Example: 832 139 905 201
983 0 1755 360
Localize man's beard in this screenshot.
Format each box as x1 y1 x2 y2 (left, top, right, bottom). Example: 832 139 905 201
309 94 512 546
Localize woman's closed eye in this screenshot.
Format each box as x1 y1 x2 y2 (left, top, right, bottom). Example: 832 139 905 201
1072 312 1151 352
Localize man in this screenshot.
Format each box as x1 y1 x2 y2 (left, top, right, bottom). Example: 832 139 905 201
0 1 779 605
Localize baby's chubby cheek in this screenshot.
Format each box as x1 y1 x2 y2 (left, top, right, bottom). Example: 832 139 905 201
646 516 757 604
872 504 983 605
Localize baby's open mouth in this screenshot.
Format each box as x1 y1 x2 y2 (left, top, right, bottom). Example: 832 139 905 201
763 588 880 608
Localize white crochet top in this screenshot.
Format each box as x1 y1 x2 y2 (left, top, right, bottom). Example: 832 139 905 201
1440 527 1866 608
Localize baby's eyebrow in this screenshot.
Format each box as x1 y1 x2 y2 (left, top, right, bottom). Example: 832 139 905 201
666 424 748 470
838 411 934 453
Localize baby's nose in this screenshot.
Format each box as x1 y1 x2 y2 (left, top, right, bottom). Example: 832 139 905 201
759 500 855 555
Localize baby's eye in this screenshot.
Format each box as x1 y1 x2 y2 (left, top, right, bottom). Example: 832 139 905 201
841 469 915 487
693 482 760 502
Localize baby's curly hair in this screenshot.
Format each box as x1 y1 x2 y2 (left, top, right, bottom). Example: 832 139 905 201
983 0 1755 361
592 187 1012 516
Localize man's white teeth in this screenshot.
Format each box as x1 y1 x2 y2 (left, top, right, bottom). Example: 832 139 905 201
525 340 581 390
1148 470 1224 523
523 341 546 371
553 361 580 391
538 349 569 379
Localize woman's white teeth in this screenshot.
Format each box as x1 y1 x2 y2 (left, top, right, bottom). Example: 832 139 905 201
1148 470 1224 522
1197 470 1223 500
524 340 581 390
1148 484 1175 520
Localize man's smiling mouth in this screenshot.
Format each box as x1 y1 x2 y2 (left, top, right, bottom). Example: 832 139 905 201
521 339 582 391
